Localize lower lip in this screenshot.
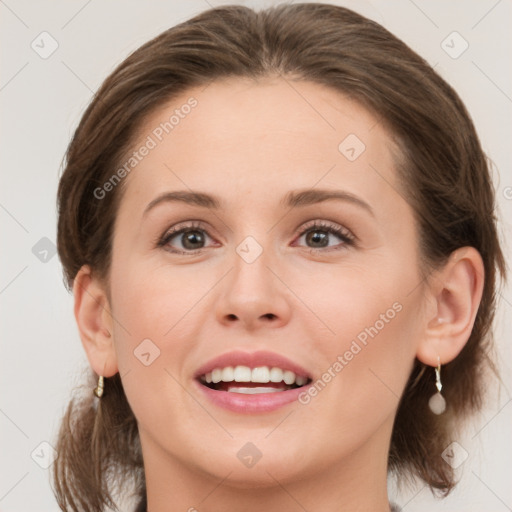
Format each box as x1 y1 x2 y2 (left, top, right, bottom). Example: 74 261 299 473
194 380 310 413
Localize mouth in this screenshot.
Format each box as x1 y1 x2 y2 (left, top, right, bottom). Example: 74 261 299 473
198 365 312 394
193 350 313 413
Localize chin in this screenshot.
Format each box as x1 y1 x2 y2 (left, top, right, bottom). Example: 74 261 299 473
199 456 310 490
169 433 314 488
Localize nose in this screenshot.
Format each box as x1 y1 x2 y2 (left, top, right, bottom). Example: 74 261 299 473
215 243 292 331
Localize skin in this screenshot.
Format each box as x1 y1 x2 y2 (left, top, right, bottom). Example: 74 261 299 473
74 76 484 512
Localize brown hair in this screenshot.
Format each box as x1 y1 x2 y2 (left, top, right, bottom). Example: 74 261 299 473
53 3 507 511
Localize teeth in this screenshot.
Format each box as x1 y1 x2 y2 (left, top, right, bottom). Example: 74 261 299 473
211 368 223 384
221 367 234 382
233 366 252 382
295 375 307 386
269 367 284 382
200 365 308 387
227 386 283 394
283 370 295 385
252 366 270 382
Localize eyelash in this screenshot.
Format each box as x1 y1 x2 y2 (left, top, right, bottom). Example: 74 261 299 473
156 220 356 255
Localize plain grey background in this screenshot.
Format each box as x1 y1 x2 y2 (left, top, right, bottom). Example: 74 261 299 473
1 1 511 510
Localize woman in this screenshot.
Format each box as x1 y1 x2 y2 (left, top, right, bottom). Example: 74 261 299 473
52 3 507 511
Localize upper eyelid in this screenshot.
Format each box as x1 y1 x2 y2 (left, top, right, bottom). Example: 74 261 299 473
161 219 350 237
297 219 354 237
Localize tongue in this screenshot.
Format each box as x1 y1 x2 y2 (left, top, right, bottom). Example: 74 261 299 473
214 381 290 392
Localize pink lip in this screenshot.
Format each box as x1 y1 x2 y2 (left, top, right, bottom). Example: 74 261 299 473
193 378 312 413
193 350 312 414
193 350 311 379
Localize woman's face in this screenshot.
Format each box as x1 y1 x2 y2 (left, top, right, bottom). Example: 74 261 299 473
108 77 428 486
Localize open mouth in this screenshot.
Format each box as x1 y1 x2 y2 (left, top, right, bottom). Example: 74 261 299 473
198 365 312 394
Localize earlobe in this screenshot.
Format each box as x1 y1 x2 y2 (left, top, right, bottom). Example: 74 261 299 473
416 247 485 367
73 265 118 377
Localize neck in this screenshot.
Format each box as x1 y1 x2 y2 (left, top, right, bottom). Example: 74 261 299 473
141 423 393 512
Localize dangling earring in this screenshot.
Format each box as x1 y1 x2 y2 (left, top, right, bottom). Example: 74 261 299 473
93 375 104 398
428 356 446 414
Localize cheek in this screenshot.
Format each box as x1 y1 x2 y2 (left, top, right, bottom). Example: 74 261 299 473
108 265 203 428
293 265 420 436
110 266 201 360
289 253 417 349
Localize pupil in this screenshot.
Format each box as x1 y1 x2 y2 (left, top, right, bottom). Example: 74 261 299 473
307 230 328 247
183 230 204 249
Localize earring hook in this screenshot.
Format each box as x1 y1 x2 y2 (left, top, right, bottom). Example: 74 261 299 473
435 355 442 393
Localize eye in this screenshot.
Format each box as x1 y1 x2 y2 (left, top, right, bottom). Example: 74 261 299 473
157 219 355 255
293 220 355 252
157 221 217 254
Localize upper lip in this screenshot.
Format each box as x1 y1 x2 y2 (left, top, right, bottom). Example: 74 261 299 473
194 350 312 379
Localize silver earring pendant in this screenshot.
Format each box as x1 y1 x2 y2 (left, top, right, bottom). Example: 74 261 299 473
428 357 446 414
93 375 104 398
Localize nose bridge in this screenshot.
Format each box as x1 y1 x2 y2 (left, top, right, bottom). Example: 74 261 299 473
230 233 275 300
216 231 291 327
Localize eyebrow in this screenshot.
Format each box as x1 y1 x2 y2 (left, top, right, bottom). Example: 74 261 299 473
143 188 374 217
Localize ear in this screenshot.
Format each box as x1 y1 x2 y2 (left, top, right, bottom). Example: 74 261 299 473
416 247 485 366
73 265 118 377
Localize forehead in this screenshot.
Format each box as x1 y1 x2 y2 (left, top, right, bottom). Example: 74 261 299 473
118 76 405 220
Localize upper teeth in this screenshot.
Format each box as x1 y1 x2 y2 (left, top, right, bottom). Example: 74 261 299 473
201 366 308 386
